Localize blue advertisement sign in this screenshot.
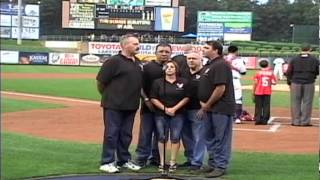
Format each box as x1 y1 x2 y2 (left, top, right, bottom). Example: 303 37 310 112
154 7 179 31
0 3 39 16
19 52 49 65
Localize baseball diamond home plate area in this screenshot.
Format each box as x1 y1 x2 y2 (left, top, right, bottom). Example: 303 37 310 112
2 73 319 154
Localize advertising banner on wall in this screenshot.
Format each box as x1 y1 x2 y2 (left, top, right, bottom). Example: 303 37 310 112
0 27 11 38
11 27 39 39
19 52 49 64
49 53 80 65
79 53 110 66
0 3 39 16
0 14 11 26
241 57 257 69
0 3 39 39
88 42 203 56
12 16 39 27
0 50 19 64
197 11 252 41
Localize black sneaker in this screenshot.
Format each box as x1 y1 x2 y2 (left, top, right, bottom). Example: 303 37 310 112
205 168 226 178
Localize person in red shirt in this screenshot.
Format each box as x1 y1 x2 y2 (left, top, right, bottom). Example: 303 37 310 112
252 59 277 125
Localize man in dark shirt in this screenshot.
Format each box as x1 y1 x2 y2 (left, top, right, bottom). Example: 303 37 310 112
181 51 206 170
198 40 235 178
286 43 319 126
135 43 172 167
96 34 142 173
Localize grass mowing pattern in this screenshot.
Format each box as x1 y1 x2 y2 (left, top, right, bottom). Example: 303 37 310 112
2 132 317 180
3 78 318 108
2 79 101 101
2 98 65 113
1 65 100 74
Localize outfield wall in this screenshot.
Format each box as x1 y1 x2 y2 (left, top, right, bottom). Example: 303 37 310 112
1 41 298 68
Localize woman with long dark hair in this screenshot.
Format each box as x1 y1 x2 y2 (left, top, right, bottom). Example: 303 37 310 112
150 61 190 172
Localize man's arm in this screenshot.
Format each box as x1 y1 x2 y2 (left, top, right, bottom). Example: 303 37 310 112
97 81 105 95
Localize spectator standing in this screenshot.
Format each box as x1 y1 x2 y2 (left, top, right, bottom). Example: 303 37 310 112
96 34 142 173
181 51 206 170
150 61 190 172
286 44 319 126
198 41 235 178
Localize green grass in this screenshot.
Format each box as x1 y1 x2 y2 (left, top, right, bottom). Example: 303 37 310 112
0 39 52 52
1 79 101 101
1 98 65 113
1 65 100 74
3 78 319 109
2 132 317 180
243 90 319 109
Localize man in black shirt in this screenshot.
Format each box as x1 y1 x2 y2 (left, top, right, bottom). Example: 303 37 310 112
181 51 206 170
135 43 172 167
198 41 235 178
96 34 142 173
286 43 319 126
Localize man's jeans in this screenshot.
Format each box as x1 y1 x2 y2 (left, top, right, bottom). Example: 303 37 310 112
205 113 233 169
101 109 136 166
187 110 206 167
135 112 159 164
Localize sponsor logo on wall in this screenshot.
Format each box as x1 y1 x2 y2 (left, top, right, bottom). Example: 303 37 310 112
49 53 80 65
19 52 48 64
79 53 110 66
88 42 203 56
0 50 19 64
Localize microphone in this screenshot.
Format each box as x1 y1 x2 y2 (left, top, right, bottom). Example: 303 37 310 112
162 64 168 71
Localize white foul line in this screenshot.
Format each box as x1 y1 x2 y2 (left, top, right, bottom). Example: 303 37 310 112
233 122 281 133
1 91 100 105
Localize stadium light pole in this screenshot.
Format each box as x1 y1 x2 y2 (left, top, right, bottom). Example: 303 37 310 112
17 0 22 45
290 24 295 43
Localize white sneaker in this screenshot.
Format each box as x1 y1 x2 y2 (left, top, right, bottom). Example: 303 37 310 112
235 119 241 124
122 160 141 171
99 162 120 173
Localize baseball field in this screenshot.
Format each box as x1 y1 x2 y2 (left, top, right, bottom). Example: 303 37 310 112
1 64 319 180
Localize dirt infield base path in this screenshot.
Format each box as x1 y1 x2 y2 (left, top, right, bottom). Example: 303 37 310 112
2 91 318 154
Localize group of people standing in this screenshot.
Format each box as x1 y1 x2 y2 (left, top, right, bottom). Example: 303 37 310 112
95 34 319 178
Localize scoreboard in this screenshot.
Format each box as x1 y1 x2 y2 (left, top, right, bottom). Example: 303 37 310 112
62 0 184 32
